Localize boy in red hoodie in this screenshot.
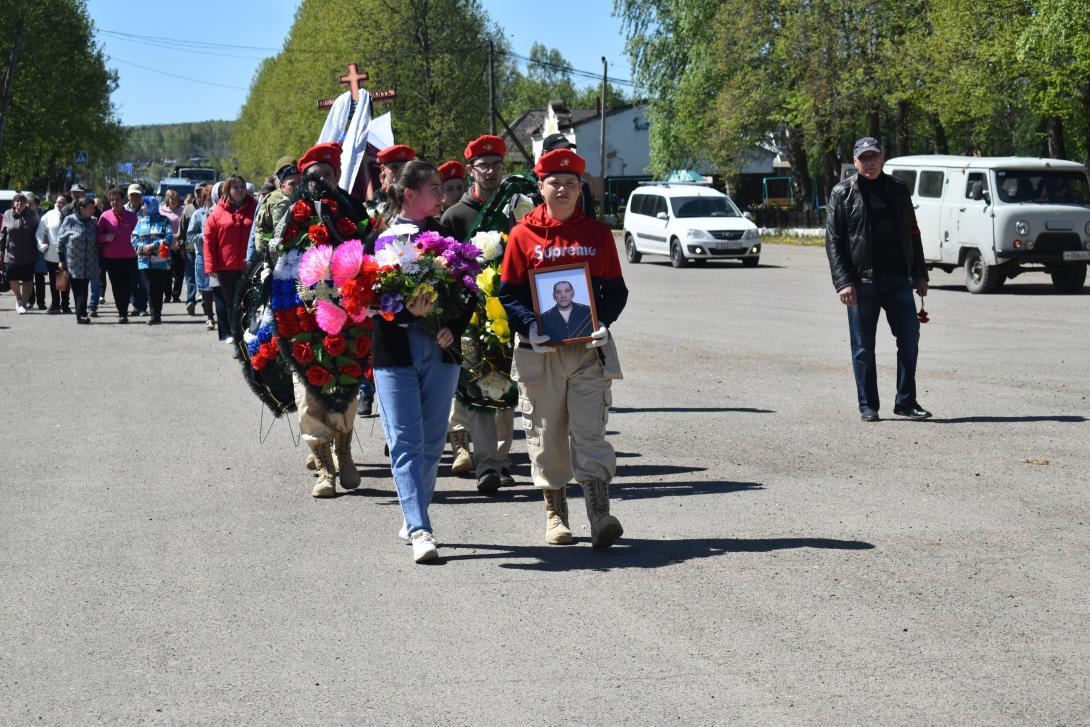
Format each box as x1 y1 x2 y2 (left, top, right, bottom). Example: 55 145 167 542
499 149 629 549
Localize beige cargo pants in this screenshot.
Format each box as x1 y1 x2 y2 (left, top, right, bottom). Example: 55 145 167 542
449 400 515 477
511 333 623 490
294 376 357 448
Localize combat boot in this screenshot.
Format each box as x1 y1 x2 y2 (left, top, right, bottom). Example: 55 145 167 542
449 430 474 476
305 452 318 472
543 487 573 545
334 430 361 490
580 478 623 549
310 442 337 498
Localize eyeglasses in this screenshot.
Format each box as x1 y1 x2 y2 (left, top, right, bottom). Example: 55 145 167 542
471 161 505 172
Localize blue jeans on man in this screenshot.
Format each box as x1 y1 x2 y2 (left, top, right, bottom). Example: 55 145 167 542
374 326 460 536
846 273 920 413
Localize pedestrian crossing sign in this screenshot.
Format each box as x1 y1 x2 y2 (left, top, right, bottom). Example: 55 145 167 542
75 151 88 165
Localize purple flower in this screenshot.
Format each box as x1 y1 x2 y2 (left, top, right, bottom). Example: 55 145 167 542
462 274 480 294
416 230 446 254
380 292 404 313
374 233 396 252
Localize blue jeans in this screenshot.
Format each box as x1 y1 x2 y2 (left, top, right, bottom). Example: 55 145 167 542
374 326 460 536
184 251 197 305
846 273 920 412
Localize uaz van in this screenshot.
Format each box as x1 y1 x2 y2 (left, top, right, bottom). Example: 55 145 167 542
883 155 1090 293
623 184 761 267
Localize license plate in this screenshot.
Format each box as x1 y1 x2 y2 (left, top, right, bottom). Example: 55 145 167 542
1062 250 1090 261
714 242 745 251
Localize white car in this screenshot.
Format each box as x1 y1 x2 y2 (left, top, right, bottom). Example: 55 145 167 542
884 155 1090 293
623 184 761 267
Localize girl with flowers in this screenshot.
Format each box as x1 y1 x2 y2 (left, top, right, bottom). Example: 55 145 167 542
132 196 176 326
363 160 479 563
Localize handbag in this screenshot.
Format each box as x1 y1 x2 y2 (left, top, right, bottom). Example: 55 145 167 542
55 269 71 293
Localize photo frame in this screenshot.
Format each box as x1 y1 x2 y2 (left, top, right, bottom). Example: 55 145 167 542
528 263 599 346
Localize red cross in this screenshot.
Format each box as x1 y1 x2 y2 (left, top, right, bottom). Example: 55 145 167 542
338 63 369 100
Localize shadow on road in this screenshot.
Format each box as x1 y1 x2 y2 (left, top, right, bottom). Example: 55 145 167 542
926 415 1087 424
930 283 1089 296
611 406 774 414
617 463 706 477
443 536 875 570
615 479 763 500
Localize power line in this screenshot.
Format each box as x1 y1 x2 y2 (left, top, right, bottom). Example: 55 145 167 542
107 56 249 91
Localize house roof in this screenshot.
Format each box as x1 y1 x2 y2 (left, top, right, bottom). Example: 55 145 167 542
500 108 546 164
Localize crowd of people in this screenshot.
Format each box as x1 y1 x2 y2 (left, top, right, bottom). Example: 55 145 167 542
1 131 630 565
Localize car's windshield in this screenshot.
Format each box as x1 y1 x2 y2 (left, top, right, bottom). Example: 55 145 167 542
671 196 738 218
995 170 1090 205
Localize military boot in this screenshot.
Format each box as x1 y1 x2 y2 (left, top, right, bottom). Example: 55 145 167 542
581 478 623 549
310 442 337 498
449 430 474 476
543 487 574 545
334 430 361 490
305 452 318 472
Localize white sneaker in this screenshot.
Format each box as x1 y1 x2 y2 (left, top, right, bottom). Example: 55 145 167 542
398 521 409 542
410 530 438 563
16 305 27 314
224 336 235 344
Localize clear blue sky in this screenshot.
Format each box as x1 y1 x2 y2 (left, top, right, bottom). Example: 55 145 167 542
85 0 632 127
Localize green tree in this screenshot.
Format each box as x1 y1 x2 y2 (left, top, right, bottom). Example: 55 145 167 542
234 0 496 179
0 0 123 190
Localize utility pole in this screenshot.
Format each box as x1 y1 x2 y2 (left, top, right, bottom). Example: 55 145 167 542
0 18 26 162
600 57 607 210
488 40 496 136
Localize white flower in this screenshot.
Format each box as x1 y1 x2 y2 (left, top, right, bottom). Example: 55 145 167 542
471 230 504 262
384 222 420 238
375 237 422 268
273 249 300 281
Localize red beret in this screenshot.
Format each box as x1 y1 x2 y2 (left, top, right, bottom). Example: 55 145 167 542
298 142 342 176
464 135 506 161
535 148 585 178
378 144 416 164
438 161 465 182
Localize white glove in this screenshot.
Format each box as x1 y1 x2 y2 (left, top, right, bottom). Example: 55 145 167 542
528 322 556 354
585 325 609 349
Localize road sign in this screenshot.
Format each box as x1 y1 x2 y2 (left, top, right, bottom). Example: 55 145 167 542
74 151 88 166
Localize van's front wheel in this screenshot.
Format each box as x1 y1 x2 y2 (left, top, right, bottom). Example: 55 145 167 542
964 250 1001 293
670 238 689 268
1051 263 1087 293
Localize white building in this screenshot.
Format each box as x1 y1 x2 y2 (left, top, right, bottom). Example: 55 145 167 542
530 101 652 179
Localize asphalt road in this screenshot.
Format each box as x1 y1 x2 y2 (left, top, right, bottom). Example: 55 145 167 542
2 241 1088 726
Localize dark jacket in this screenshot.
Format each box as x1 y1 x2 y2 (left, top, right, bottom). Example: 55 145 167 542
540 301 594 342
825 173 928 291
2 208 41 266
363 217 476 367
439 189 488 242
58 213 100 280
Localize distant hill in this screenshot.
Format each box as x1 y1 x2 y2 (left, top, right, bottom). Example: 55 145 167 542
122 120 235 167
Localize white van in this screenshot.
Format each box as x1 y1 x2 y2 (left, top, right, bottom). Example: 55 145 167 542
883 155 1090 293
623 183 761 268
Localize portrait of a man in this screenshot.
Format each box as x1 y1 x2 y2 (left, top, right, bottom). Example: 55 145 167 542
540 279 594 342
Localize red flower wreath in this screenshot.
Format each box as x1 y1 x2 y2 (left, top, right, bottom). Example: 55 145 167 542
291 199 312 222
292 340 314 363
308 223 330 245
339 362 363 378
323 334 347 356
306 366 332 386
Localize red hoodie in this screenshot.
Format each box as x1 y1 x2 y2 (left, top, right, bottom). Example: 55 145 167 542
204 196 256 274
500 204 627 335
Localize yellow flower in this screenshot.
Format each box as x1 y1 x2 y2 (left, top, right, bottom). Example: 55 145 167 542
476 266 498 296
485 295 506 321
490 318 510 342
470 312 479 326
410 282 438 304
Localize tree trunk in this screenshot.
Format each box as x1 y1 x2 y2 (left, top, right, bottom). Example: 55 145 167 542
896 101 909 156
785 125 814 210
867 110 881 141
817 120 839 197
1046 115 1067 159
930 114 948 154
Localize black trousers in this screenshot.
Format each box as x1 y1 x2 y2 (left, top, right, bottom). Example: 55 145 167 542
216 269 243 337
170 249 186 300
71 278 90 318
31 270 46 308
102 257 136 318
143 268 172 317
46 261 71 311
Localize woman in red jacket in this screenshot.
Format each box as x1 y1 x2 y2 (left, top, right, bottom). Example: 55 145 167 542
203 174 256 343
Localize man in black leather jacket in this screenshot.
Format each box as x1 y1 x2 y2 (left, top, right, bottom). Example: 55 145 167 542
825 137 932 422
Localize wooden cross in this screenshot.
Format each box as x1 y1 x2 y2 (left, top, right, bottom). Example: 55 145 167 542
338 63 369 101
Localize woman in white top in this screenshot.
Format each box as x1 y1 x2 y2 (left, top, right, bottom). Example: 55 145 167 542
35 194 72 314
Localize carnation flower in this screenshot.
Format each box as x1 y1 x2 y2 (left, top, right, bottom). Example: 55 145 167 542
298 244 333 287
331 239 364 287
315 299 348 335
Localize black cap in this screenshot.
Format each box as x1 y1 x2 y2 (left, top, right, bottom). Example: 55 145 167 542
542 133 575 152
275 161 299 179
853 137 882 158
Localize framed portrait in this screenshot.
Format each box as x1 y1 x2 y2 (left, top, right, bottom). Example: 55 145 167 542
528 263 599 346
